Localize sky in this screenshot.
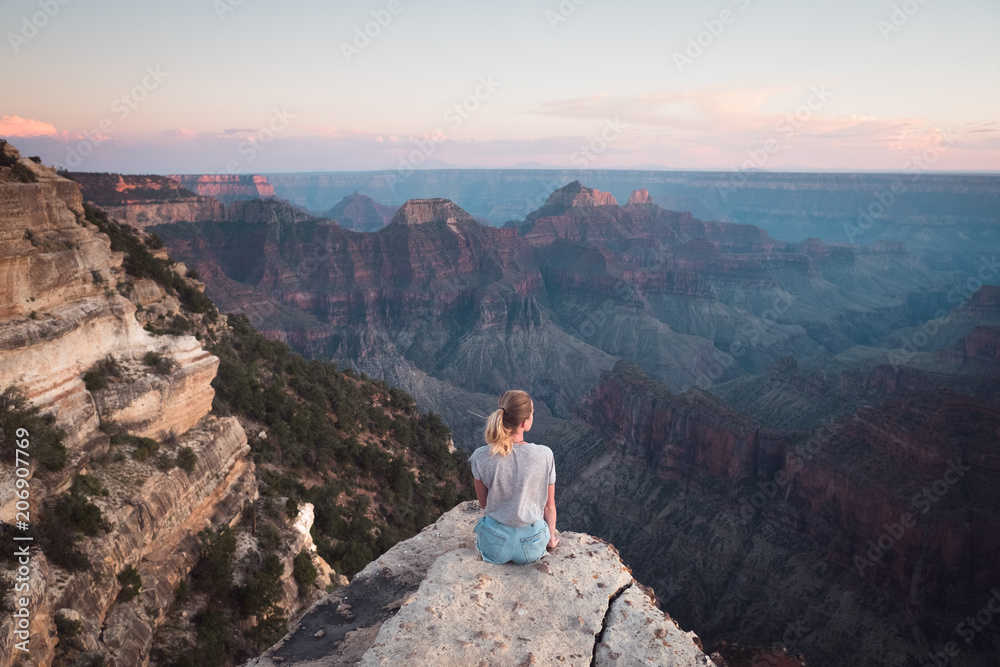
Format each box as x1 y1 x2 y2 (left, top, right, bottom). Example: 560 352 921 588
1 0 998 173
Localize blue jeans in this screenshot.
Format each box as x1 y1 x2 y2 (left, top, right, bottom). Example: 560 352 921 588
474 514 549 565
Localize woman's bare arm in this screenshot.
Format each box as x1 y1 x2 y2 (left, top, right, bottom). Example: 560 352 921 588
474 479 489 509
544 484 558 548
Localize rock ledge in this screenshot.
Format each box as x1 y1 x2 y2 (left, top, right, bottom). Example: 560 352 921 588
246 501 713 666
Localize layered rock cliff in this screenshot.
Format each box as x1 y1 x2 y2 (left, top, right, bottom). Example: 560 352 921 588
65 172 227 227
0 144 265 666
552 357 1000 666
168 174 276 206
247 501 718 667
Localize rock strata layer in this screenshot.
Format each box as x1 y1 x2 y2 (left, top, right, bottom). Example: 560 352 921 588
0 143 263 667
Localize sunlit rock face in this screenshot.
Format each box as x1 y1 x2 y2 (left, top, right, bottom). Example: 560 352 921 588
0 142 258 666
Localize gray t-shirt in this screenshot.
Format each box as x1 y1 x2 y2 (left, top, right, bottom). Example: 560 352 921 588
469 443 556 527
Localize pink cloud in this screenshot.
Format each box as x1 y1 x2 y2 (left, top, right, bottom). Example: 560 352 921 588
0 115 58 137
162 128 197 140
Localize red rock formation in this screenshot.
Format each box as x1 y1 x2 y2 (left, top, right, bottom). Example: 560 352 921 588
513 181 780 254
169 173 276 202
627 188 654 205
578 361 1000 602
964 325 1000 362
68 172 226 227
579 361 786 487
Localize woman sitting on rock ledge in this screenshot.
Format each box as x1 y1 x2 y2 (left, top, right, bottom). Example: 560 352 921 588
470 390 559 564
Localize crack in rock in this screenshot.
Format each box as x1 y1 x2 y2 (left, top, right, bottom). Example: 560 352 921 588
590 582 632 667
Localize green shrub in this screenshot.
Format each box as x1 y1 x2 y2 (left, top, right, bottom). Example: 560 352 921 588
83 356 121 392
191 607 235 667
130 437 159 462
193 527 236 596
55 614 81 638
256 522 282 553
292 551 318 589
52 490 104 536
83 370 106 391
168 315 191 334
37 514 90 571
0 387 67 472
72 474 108 497
174 578 188 603
10 161 36 183
176 446 197 473
142 350 176 375
116 565 142 603
154 452 176 471
285 498 299 520
235 552 288 648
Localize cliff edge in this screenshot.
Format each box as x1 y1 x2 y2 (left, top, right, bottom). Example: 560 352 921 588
246 501 717 666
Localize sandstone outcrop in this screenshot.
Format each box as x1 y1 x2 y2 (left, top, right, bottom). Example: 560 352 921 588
66 172 226 227
389 198 479 226
169 174 276 205
0 153 215 459
0 144 264 666
538 180 619 211
626 188 654 206
246 501 715 667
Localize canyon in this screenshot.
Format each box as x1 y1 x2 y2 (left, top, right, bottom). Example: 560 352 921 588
61 163 1000 665
150 182 954 448
0 142 470 666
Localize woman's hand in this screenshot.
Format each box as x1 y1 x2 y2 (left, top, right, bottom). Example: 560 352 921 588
546 534 559 550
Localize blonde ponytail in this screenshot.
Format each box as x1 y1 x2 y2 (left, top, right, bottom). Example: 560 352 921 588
483 390 533 456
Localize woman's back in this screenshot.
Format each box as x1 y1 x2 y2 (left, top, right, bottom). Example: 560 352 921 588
470 442 555 528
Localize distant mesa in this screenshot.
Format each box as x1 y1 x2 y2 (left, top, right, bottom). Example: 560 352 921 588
390 198 478 226
627 188 654 205
168 173 276 205
324 191 398 232
539 180 619 213
65 171 226 227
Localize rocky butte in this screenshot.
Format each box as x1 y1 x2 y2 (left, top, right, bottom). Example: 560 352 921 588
0 142 343 666
246 502 720 667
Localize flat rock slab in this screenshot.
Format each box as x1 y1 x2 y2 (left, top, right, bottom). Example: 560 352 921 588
245 501 711 666
596 584 715 667
360 533 632 666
